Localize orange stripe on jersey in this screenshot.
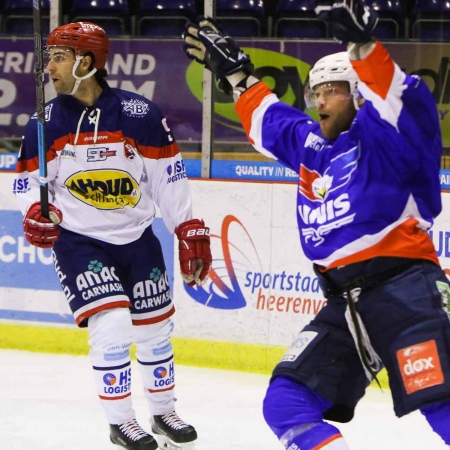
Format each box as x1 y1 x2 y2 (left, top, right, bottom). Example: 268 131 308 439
53 134 71 150
139 142 180 160
15 156 38 173
351 41 395 100
15 149 58 174
312 433 343 449
325 218 439 270
236 82 272 144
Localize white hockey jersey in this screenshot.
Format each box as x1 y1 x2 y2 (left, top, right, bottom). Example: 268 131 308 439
14 82 192 244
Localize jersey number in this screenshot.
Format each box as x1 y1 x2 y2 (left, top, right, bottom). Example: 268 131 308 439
162 118 173 142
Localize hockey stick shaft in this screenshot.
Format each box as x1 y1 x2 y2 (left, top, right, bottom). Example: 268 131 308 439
32 0 49 218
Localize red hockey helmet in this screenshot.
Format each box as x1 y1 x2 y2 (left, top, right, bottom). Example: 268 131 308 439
46 22 110 70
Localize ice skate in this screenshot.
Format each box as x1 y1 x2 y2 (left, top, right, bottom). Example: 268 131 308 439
110 418 158 449
151 411 197 449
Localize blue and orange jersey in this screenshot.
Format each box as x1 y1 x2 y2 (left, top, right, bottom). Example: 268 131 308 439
236 42 442 269
14 82 192 244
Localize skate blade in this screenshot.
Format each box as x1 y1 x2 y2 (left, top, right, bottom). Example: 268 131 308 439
154 435 196 450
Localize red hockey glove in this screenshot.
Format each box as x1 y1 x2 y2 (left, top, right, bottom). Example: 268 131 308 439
175 219 212 287
23 202 63 248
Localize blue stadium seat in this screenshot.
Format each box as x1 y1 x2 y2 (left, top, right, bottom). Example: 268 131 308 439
71 0 130 36
136 0 197 37
215 0 266 38
370 0 404 40
274 0 328 39
412 0 450 41
3 0 50 36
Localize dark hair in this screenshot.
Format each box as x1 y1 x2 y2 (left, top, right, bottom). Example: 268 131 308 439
94 68 108 82
84 51 108 82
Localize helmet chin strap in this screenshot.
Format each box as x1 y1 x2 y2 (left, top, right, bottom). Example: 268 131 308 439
353 92 360 111
69 55 97 96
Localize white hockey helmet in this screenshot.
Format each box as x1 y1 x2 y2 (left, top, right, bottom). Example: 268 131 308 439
305 52 360 110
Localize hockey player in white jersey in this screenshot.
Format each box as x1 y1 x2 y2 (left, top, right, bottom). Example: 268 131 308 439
14 21 211 450
182 1 450 449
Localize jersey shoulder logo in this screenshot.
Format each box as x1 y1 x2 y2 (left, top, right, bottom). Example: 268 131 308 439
121 99 149 117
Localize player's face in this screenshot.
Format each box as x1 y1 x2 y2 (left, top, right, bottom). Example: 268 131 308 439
45 47 77 95
313 81 357 139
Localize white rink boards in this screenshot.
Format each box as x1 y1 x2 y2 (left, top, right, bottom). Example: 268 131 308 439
3 177 450 351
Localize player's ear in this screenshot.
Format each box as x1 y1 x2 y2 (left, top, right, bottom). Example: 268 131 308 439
81 53 94 71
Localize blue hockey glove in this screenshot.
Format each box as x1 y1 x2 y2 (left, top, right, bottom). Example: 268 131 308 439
182 17 254 94
315 0 378 44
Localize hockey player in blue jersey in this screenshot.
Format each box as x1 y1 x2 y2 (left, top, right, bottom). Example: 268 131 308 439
15 21 212 450
182 1 450 449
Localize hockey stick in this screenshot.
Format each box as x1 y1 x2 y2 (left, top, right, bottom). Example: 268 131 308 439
32 0 49 218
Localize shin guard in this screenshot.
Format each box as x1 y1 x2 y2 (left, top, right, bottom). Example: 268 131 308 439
133 319 176 415
88 308 134 425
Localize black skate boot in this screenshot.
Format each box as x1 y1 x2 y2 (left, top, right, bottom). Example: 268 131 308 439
110 418 158 449
151 411 197 449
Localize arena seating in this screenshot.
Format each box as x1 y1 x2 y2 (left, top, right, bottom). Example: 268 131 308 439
274 0 328 38
2 0 50 35
411 0 450 41
0 0 448 43
135 0 197 37
70 0 130 35
215 0 266 38
371 0 404 40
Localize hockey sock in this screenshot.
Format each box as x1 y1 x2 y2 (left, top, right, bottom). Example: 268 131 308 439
133 319 176 415
263 377 349 450
421 400 450 444
283 426 349 450
88 308 134 425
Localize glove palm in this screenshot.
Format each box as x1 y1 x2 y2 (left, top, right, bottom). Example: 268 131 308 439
182 17 254 94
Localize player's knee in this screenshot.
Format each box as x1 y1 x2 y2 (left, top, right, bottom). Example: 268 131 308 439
263 376 332 437
133 318 173 361
421 401 450 445
132 318 173 344
88 307 133 352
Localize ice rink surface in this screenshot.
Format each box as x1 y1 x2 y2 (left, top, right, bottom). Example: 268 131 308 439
1 349 447 450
